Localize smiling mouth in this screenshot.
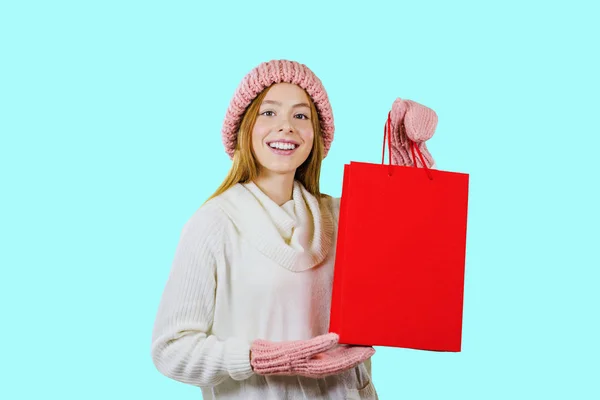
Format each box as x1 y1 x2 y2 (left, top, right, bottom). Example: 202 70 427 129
267 141 299 150
267 141 299 155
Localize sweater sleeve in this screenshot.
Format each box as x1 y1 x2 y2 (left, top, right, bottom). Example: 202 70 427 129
150 203 254 388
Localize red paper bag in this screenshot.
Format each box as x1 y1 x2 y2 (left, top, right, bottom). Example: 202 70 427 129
329 114 470 352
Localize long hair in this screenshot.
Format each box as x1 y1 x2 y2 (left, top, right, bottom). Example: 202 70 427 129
206 85 325 203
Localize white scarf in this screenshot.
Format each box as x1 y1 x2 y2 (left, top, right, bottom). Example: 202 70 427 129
215 180 334 272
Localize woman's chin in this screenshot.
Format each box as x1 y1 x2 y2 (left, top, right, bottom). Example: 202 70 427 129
263 165 299 176
257 154 308 175
257 159 300 175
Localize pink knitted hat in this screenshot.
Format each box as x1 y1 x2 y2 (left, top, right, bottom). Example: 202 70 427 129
221 59 335 159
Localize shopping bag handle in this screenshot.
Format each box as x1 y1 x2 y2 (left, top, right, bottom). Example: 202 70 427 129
382 111 433 180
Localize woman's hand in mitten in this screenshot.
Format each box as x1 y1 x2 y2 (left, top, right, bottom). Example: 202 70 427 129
389 98 437 168
250 332 339 376
301 344 375 379
250 333 375 379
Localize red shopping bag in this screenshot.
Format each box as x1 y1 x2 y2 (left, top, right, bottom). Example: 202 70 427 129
329 113 470 352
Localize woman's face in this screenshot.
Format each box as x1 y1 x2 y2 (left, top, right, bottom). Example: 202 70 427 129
252 83 314 178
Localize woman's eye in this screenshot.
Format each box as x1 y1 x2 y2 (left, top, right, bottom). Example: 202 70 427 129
261 111 275 116
295 114 309 120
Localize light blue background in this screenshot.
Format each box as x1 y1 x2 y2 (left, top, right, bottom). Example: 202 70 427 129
1 1 598 399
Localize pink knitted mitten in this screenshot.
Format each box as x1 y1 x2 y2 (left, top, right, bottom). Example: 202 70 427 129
303 344 376 378
250 333 375 379
389 98 437 168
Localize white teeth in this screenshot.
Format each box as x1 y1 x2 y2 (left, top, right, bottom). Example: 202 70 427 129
269 142 297 150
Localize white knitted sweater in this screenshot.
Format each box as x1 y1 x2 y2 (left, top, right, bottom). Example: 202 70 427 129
151 180 378 400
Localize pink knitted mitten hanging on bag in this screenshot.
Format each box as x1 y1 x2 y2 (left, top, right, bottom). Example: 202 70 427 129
389 98 437 168
250 333 375 379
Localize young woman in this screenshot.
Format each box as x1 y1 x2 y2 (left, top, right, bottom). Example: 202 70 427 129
150 59 435 400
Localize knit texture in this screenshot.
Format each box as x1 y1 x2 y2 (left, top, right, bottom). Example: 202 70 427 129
389 98 437 168
250 333 337 375
151 181 378 399
222 59 335 159
250 333 375 379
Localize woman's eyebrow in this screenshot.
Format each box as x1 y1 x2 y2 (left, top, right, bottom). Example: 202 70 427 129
293 102 311 109
261 100 310 108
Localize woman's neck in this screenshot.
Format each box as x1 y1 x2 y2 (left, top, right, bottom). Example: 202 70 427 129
253 171 295 206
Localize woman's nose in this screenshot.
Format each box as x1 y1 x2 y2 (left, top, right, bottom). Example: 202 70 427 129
278 117 293 133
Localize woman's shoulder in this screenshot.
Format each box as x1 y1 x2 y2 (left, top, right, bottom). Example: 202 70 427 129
319 193 341 220
181 196 232 239
322 194 341 209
